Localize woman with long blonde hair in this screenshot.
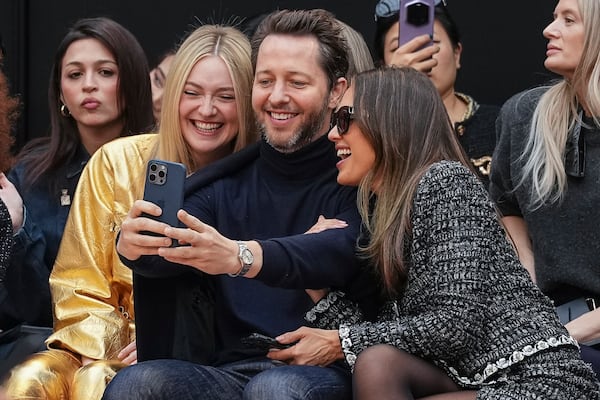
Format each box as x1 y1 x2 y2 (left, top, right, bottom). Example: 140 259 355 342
490 0 600 376
5 23 258 400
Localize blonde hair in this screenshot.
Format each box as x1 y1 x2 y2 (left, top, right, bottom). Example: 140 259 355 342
519 0 600 209
154 24 257 173
338 20 374 81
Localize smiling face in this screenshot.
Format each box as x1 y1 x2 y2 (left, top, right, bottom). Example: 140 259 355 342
327 86 376 187
179 55 239 165
60 38 123 136
543 0 585 80
252 34 342 153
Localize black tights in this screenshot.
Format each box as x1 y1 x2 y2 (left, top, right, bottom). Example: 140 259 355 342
352 344 477 400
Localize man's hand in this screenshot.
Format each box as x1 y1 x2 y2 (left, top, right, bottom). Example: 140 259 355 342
157 209 262 277
266 326 344 367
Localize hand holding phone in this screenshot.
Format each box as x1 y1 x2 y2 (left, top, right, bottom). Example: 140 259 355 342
142 159 186 244
241 333 298 352
398 0 435 47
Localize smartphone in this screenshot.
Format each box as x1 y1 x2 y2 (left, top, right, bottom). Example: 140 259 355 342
142 159 186 234
398 0 435 47
241 333 297 352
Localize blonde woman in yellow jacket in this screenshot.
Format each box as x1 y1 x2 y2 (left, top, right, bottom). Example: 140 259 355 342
5 23 257 400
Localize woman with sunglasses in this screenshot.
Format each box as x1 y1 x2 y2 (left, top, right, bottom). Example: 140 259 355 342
374 0 498 189
490 0 600 378
266 66 599 399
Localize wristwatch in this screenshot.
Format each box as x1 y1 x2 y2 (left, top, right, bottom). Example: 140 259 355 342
228 241 254 277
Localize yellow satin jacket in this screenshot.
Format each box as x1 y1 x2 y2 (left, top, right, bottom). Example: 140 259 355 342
47 133 157 360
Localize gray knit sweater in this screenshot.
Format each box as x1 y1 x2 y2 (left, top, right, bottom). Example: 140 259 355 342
306 161 596 392
489 86 600 305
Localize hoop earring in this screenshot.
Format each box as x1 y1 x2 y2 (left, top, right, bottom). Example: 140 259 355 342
60 104 71 118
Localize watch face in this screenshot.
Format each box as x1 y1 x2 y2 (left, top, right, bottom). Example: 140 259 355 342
241 249 254 265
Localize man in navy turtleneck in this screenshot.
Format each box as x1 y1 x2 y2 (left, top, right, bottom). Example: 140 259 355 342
107 8 369 400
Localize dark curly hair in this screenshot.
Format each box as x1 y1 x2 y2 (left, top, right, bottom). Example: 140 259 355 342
0 66 18 172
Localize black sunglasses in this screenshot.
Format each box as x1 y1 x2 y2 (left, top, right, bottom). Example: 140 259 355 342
375 0 447 21
331 106 355 135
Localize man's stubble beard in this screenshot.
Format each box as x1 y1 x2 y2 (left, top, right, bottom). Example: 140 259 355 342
260 97 331 154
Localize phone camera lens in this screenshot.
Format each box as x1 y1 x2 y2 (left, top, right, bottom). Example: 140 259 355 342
407 3 429 26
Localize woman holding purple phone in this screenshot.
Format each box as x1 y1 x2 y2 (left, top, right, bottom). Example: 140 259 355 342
373 0 498 190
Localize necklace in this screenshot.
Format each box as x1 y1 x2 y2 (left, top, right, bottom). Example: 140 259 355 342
60 189 71 206
453 93 477 136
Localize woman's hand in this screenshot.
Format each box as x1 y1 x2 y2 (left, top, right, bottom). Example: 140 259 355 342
305 288 329 303
266 326 344 367
305 215 347 234
0 172 24 232
80 340 137 367
565 308 600 345
116 199 173 261
388 34 439 73
118 340 137 365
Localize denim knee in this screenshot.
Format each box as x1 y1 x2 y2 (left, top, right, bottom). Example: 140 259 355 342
103 359 245 400
243 365 351 400
102 360 181 400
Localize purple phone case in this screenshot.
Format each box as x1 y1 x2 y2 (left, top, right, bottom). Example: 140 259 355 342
398 0 435 47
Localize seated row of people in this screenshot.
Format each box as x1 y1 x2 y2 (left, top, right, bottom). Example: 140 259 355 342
0 0 599 398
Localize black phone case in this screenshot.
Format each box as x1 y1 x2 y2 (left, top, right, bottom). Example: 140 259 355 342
240 333 295 352
142 159 186 229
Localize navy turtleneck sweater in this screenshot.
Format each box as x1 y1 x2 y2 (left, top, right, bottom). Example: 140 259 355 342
189 135 363 363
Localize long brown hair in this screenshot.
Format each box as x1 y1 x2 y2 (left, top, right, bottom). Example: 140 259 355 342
354 66 470 296
17 17 153 189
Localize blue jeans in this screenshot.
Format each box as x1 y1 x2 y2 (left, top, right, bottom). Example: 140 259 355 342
102 357 351 400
